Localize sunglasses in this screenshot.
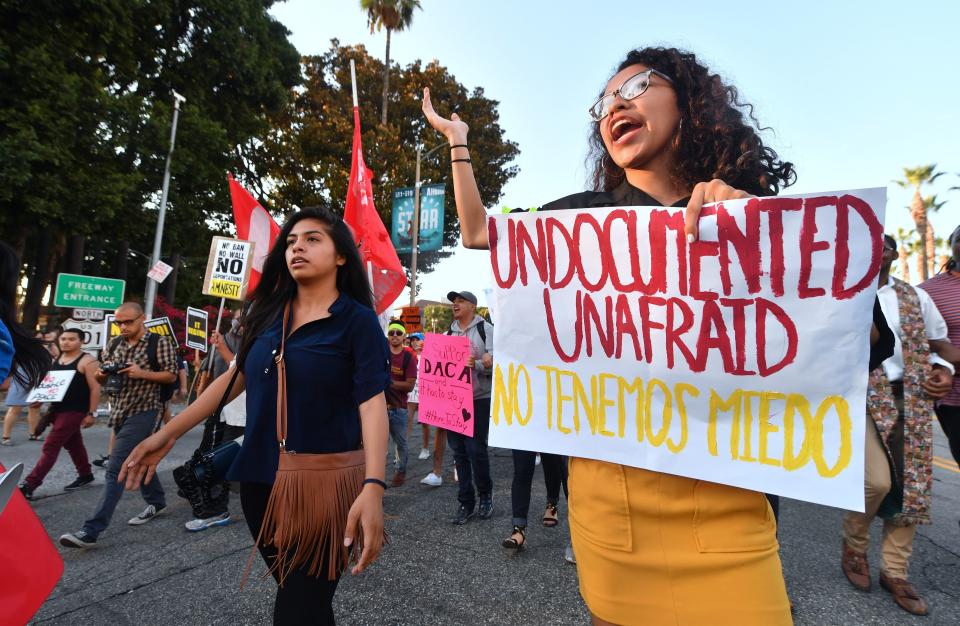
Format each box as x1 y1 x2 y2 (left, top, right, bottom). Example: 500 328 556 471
388 331 405 337
588 68 674 122
115 316 142 326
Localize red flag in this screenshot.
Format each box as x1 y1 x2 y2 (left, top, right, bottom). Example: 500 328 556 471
227 173 281 293
0 462 63 624
343 108 405 314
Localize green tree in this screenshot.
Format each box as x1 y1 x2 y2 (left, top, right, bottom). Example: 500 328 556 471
360 0 421 125
895 165 944 281
251 42 520 278
0 0 301 326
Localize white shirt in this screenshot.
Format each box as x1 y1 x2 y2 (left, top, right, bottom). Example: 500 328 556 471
220 360 247 426
877 276 954 381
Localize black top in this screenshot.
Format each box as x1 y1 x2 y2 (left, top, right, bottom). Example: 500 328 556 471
52 355 90 413
540 180 894 374
540 181 690 212
227 293 392 485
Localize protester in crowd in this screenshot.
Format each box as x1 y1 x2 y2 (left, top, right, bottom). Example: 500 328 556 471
2 331 49 445
422 45 821 623
181 313 246 532
0 241 50 440
42 329 60 359
441 290 494 524
58 301 178 548
840 234 955 616
409 331 448 486
18 328 100 498
385 321 417 487
919 225 960 469
502 450 568 551
160 353 190 425
118 207 390 624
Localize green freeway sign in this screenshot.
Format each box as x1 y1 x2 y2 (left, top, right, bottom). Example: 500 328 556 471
54 273 125 310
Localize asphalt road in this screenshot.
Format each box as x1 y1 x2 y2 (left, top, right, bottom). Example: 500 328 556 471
4 406 960 625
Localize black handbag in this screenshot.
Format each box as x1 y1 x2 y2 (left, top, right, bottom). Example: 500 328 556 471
173 368 242 509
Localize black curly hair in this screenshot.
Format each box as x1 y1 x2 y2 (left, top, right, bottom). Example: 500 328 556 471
588 47 796 197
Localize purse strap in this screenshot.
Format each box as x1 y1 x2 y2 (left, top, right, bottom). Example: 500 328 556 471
276 303 291 450
208 365 242 451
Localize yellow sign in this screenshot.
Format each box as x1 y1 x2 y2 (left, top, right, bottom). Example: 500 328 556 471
202 236 255 301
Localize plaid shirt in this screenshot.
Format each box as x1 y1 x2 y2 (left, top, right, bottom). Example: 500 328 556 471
103 332 178 429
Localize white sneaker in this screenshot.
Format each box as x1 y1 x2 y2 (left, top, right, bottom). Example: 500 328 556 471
418 448 431 460
535 453 541 466
128 504 165 525
185 512 231 532
420 472 442 486
564 544 576 564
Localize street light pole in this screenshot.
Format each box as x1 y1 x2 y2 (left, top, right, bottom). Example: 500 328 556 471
144 90 186 319
409 141 446 306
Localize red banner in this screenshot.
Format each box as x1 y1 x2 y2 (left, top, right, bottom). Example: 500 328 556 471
228 173 281 293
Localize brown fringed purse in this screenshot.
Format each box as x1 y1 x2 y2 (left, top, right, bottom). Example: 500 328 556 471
243 304 369 586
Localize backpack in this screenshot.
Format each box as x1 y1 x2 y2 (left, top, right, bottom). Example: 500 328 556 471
108 333 178 403
446 320 491 344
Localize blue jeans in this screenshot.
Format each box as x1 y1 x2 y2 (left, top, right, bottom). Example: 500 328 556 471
387 407 408 474
83 409 166 538
446 397 492 510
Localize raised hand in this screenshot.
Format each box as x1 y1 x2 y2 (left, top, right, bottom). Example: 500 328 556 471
422 87 469 146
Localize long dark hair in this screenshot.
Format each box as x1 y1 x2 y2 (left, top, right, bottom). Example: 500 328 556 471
944 224 959 273
0 242 50 386
588 47 796 197
236 207 373 368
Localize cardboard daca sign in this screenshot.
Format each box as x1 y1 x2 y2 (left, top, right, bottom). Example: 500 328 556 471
486 188 885 511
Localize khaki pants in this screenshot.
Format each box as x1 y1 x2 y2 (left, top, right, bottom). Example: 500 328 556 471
842 412 916 578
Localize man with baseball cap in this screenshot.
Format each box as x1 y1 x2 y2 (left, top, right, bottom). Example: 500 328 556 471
445 290 495 524
386 321 417 487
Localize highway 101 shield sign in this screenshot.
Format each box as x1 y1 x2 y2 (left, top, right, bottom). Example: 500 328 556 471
202 237 255 301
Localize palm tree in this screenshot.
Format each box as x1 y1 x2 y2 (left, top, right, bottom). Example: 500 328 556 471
895 227 915 282
895 165 943 281
361 0 422 126
921 194 945 277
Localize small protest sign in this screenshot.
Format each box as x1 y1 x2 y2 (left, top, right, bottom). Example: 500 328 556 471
417 333 475 437
487 188 886 511
185 307 209 351
202 237 255 301
145 317 178 348
147 260 174 283
27 370 77 403
103 314 119 347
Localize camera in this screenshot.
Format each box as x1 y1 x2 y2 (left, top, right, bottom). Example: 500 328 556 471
101 362 130 396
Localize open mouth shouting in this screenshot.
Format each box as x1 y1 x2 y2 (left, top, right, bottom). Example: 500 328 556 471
609 115 647 143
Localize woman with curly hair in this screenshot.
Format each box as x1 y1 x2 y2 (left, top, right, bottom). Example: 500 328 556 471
424 47 796 624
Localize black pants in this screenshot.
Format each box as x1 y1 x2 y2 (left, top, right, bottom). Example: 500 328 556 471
936 403 960 466
241 482 340 625
510 450 568 528
445 397 493 509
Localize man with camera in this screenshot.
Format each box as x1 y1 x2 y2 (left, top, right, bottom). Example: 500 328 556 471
60 302 178 549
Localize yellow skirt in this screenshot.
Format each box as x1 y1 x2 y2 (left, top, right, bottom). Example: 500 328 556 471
569 457 791 626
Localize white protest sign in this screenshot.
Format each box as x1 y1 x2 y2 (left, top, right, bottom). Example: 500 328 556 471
202 237 255 301
147 260 174 283
487 188 886 511
27 370 77 403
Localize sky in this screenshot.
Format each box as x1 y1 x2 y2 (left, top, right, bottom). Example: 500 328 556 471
269 0 960 309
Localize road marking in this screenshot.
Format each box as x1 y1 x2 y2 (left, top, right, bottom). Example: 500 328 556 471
933 456 959 473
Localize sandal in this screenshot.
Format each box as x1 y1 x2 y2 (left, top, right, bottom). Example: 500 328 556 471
543 502 559 527
502 525 526 550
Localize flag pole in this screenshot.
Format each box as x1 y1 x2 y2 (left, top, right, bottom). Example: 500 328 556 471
350 59 375 299
207 297 226 374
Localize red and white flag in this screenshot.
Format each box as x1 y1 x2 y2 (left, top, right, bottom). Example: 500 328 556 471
227 173 281 293
343 107 405 314
0 462 63 624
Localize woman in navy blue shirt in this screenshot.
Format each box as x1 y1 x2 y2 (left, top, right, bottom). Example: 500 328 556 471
120 208 391 624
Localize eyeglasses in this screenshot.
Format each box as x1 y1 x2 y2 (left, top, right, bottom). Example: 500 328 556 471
388 331 405 337
115 316 142 327
588 68 674 122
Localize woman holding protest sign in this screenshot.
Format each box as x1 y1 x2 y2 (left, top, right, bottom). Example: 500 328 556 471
423 47 798 624
118 207 391 625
